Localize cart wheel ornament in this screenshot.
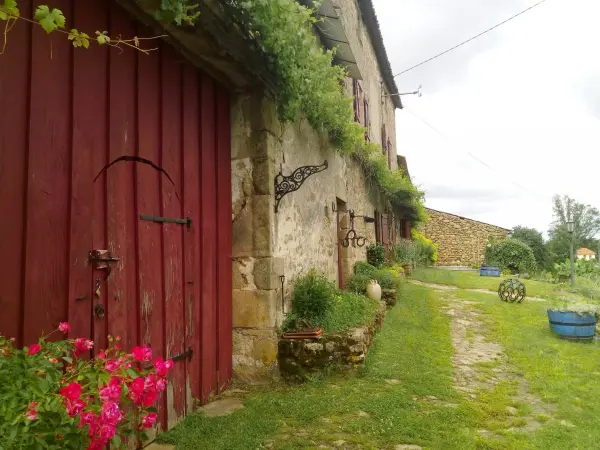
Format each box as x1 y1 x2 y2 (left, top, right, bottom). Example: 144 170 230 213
498 278 526 303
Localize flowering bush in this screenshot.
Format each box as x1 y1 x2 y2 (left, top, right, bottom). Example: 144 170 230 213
0 324 171 449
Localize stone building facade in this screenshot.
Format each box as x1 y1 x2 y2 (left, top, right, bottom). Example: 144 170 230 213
420 208 509 267
230 0 406 381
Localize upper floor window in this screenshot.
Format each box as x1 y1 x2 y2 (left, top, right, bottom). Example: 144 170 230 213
353 79 362 123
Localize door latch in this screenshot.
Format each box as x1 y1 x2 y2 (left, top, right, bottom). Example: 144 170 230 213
89 250 119 280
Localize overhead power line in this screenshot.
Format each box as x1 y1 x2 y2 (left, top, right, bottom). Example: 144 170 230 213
393 0 549 77
403 106 540 197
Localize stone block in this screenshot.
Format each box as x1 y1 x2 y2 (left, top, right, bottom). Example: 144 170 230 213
232 329 278 383
252 154 275 195
232 289 278 328
253 257 284 290
232 196 253 257
232 257 256 290
252 195 274 257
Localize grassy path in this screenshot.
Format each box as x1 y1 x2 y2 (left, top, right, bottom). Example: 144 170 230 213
159 284 476 449
160 271 600 449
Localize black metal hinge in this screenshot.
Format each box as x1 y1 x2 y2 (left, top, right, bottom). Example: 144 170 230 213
140 215 192 229
172 347 193 363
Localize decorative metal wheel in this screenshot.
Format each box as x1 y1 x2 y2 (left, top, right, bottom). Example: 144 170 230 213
498 278 526 303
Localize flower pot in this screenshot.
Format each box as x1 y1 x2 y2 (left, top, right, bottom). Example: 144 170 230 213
547 310 597 341
281 328 323 340
366 280 382 301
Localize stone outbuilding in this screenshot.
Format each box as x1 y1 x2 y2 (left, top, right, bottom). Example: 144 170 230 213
420 208 509 267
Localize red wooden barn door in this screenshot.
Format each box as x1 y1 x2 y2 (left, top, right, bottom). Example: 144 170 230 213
0 0 232 433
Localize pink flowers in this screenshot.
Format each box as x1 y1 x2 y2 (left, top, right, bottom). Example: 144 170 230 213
131 344 152 362
59 322 71 334
141 412 158 429
154 357 174 377
99 377 122 402
24 401 38 420
59 382 83 401
27 344 41 355
74 338 94 357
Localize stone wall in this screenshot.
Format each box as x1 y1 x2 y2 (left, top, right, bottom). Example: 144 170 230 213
420 208 509 267
278 302 386 381
230 0 401 382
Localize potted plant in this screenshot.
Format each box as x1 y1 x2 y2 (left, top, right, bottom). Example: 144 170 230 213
547 298 599 341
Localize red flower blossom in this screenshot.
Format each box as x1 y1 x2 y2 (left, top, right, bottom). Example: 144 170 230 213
97 350 106 361
74 338 94 357
154 357 173 377
155 377 167 392
65 399 86 417
142 390 158 407
58 382 82 401
131 345 153 362
99 377 122 402
27 344 41 355
100 401 123 425
58 322 70 334
25 401 38 420
141 412 158 429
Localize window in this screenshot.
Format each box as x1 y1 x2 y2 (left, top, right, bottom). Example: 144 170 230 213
387 138 393 169
381 125 387 156
364 98 370 141
352 79 362 123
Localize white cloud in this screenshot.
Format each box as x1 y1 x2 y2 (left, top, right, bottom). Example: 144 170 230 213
375 0 600 235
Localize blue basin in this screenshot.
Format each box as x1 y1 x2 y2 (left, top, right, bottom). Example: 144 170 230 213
547 310 597 341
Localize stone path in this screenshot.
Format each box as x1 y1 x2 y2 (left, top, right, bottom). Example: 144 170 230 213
435 288 555 439
410 280 547 302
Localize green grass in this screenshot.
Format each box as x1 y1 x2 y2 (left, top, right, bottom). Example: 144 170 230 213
412 268 567 299
160 271 600 449
159 285 479 449
454 288 600 449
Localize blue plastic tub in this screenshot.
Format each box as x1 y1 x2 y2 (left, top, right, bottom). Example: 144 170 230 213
547 310 597 341
479 266 501 277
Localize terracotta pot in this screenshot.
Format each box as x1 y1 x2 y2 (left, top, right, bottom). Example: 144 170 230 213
366 280 382 301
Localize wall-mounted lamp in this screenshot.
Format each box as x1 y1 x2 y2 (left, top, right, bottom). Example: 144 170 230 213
279 275 286 314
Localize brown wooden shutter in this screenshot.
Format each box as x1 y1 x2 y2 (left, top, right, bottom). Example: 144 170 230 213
381 213 390 260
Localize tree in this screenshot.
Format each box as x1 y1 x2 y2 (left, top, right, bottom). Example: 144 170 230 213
485 239 536 273
547 195 600 262
510 226 548 270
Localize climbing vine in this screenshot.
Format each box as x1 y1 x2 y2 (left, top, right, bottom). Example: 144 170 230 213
221 0 425 222
0 0 164 54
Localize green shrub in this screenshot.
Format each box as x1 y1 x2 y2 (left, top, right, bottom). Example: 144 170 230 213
366 243 386 268
347 268 401 294
485 239 535 273
320 291 380 333
291 269 336 326
354 261 377 276
391 233 437 268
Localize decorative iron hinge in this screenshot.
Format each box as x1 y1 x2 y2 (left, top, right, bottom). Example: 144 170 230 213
274 160 328 213
140 215 192 229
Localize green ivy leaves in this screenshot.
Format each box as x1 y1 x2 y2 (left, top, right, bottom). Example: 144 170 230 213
34 5 65 34
95 30 110 45
0 0 19 20
68 29 89 48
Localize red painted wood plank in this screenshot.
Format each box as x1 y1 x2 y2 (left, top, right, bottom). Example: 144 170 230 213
0 7 31 345
200 73 218 403
181 66 202 410
136 38 167 430
22 0 72 345
215 85 232 390
106 5 138 351
161 48 186 426
69 0 108 343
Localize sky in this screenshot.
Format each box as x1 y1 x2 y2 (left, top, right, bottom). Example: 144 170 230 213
373 0 600 234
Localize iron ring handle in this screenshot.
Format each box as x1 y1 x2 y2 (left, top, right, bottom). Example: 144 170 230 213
345 229 358 240
341 239 350 248
356 237 366 247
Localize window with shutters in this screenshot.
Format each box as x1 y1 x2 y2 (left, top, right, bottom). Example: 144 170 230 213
364 98 370 141
387 138 393 169
381 125 387 156
352 79 362 123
